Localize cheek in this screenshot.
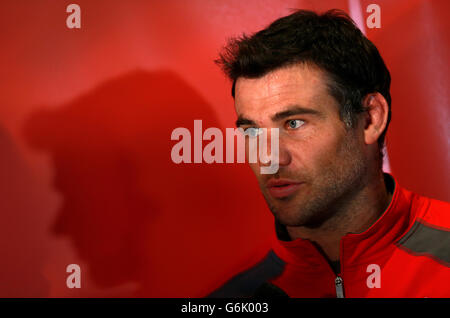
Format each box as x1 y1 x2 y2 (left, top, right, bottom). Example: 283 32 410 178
316 133 357 175
289 131 344 173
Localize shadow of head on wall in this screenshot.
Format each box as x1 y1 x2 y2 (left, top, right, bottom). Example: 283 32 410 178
24 69 268 296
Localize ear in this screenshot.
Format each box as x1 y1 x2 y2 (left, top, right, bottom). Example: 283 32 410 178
362 92 389 145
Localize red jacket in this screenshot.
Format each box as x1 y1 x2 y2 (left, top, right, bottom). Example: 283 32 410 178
209 173 450 298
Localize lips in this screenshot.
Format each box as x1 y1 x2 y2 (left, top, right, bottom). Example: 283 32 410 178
266 179 303 199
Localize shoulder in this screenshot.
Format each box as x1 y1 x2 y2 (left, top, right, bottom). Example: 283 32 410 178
396 191 450 266
411 191 450 228
207 250 286 298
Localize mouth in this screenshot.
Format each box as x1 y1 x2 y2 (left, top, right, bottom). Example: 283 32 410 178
266 179 303 199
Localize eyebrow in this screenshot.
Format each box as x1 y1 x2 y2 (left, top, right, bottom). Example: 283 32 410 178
271 105 323 121
235 117 256 127
236 105 323 127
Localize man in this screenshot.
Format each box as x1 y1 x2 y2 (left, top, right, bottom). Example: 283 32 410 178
209 9 450 298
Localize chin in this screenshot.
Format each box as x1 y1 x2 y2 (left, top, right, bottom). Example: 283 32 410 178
268 197 325 228
270 204 307 226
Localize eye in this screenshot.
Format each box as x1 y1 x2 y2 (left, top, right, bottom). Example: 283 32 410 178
244 127 262 137
286 119 305 129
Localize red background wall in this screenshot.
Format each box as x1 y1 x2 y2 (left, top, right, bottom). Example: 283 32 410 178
0 0 448 297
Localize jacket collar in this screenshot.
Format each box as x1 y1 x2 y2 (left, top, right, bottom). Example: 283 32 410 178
271 173 417 269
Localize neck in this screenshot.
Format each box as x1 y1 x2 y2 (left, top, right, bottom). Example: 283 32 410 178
286 171 393 262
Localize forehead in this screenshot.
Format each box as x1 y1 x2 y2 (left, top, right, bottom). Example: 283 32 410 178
234 63 336 116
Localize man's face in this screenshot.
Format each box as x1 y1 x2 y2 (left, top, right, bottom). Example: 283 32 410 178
235 63 368 228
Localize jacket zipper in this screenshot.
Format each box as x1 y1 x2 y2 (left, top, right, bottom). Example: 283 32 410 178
335 275 344 298
303 239 347 297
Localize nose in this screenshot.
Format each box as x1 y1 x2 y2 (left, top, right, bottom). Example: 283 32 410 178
256 128 291 169
277 142 291 167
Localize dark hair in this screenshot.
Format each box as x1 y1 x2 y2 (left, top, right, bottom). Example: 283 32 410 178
216 9 391 164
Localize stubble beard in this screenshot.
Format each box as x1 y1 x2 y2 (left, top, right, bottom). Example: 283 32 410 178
262 134 368 229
